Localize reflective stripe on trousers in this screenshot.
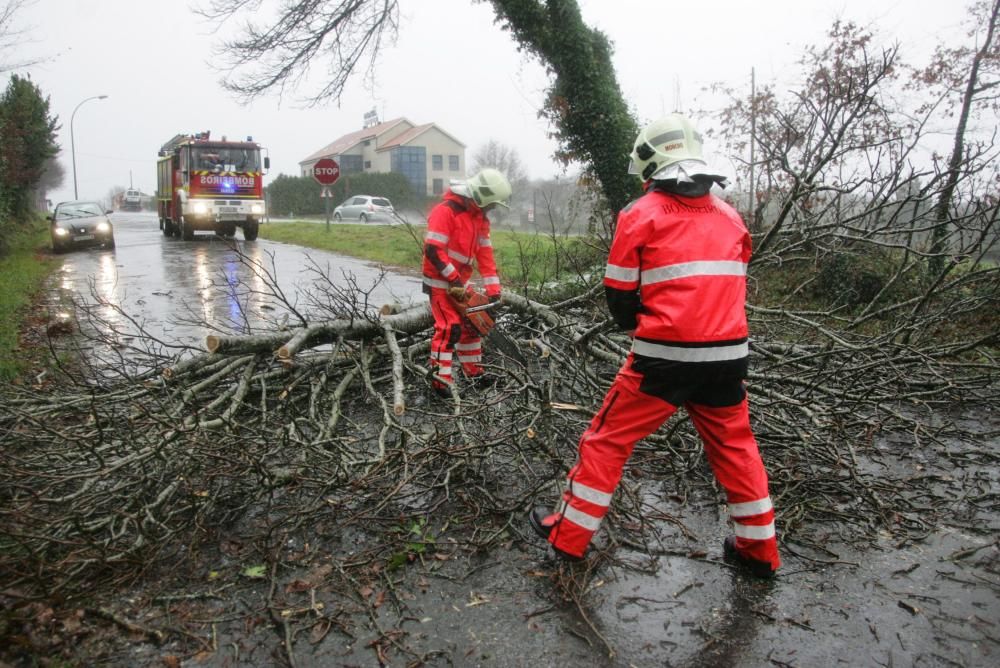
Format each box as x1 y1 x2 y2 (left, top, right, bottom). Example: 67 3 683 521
428 290 483 379
550 361 779 569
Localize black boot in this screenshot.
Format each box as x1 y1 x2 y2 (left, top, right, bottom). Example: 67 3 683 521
723 536 776 579
431 380 453 399
466 372 497 390
528 507 585 562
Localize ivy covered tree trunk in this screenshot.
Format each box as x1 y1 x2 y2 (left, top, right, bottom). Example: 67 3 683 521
486 0 641 219
199 0 641 223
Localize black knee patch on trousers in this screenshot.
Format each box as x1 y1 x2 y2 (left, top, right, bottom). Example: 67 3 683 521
632 354 748 407
447 324 462 347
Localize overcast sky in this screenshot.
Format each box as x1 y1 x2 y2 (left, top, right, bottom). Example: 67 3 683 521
13 0 969 205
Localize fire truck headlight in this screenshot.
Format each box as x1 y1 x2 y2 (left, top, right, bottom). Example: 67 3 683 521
192 201 208 215
251 203 264 215
96 222 110 233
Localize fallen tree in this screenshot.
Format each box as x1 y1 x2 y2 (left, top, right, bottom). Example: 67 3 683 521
0 230 996 666
1 242 997 599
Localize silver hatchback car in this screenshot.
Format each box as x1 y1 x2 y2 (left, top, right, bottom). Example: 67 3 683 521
333 195 395 223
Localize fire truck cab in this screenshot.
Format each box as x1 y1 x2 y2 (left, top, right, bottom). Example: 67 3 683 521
156 131 269 241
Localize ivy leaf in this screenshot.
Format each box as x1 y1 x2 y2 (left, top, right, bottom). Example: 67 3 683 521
242 564 267 579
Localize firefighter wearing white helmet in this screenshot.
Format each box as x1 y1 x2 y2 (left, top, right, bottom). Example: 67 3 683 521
421 168 510 397
530 115 782 578
468 167 512 210
628 113 728 192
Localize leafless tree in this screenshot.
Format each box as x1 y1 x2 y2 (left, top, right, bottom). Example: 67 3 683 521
917 0 1000 274
196 0 639 214
103 184 126 211
1 237 996 661
469 138 529 186
195 0 400 105
0 0 40 72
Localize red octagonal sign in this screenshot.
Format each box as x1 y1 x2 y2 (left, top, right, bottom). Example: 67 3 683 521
312 158 340 186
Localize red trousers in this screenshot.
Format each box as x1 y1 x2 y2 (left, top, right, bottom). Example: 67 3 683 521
548 358 780 569
428 289 483 384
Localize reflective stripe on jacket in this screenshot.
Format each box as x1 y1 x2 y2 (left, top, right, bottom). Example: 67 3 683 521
422 190 500 296
604 189 751 365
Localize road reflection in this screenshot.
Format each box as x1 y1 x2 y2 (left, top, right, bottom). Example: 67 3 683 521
53 212 422 354
180 238 272 334
95 251 122 329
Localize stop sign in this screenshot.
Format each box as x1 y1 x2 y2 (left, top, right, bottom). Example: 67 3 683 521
312 158 341 186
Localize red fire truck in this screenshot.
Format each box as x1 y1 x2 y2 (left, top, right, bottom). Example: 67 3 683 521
156 131 269 240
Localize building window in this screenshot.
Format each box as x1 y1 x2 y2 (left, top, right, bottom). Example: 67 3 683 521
340 154 363 173
433 178 444 195
432 155 443 170
391 146 427 196
449 155 460 171
363 140 371 146
364 161 371 169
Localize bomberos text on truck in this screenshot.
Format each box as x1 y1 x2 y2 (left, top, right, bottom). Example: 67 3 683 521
156 131 270 241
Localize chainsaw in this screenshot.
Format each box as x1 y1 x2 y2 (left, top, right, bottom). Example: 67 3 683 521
451 290 525 365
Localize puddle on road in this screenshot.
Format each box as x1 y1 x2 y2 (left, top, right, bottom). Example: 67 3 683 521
44 215 423 367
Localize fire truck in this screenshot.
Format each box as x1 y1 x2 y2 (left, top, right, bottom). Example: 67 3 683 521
156 131 269 241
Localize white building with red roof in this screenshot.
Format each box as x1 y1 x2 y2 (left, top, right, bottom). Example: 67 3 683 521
299 115 466 196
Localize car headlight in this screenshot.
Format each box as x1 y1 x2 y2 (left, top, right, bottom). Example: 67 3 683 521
192 201 208 214
96 222 110 233
251 203 264 214
54 227 68 236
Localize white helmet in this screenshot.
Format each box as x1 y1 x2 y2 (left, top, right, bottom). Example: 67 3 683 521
628 114 723 182
449 179 472 199
467 168 512 209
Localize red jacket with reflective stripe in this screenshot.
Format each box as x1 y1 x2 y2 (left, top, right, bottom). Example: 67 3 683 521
604 190 751 346
422 190 500 296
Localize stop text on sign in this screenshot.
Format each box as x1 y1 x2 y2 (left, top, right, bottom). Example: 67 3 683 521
312 158 340 185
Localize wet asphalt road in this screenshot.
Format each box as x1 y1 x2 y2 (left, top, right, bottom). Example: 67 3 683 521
52 211 423 351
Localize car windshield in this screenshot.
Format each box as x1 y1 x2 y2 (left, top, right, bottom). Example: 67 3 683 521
372 198 392 207
192 146 260 172
55 202 104 219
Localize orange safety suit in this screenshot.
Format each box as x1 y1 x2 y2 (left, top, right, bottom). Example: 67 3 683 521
547 185 780 571
422 190 501 386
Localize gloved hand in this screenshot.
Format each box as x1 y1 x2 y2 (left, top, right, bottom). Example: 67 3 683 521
448 285 470 303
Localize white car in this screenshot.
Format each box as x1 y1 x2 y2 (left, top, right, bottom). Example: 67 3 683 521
333 195 395 223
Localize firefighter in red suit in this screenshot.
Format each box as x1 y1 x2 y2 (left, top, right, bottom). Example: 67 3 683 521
422 168 512 395
529 114 781 577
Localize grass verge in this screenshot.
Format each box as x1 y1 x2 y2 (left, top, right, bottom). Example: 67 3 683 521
260 221 425 268
258 221 603 289
0 218 57 380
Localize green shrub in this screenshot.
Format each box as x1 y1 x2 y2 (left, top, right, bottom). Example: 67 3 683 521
266 173 422 216
811 247 926 307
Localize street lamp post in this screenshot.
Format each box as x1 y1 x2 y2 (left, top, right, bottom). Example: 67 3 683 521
70 94 108 200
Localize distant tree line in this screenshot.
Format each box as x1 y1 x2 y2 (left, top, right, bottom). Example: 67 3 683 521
0 73 60 252
265 172 425 217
